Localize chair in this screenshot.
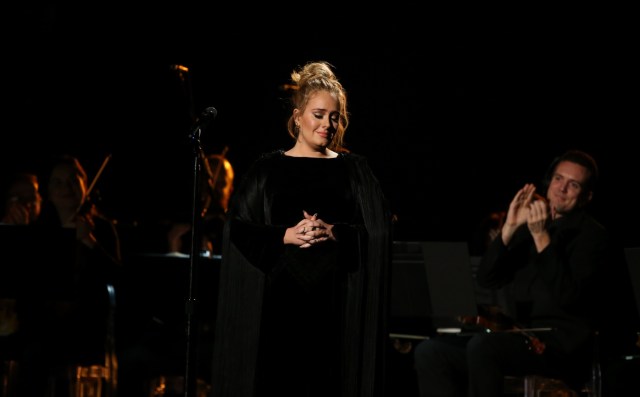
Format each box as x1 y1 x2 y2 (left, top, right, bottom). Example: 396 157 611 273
501 245 640 397
48 283 118 397
504 375 581 397
502 343 600 397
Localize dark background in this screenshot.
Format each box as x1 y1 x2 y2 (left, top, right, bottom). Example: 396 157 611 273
2 5 638 247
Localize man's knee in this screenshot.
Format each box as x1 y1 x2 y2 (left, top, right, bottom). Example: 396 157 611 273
466 334 496 359
414 339 444 369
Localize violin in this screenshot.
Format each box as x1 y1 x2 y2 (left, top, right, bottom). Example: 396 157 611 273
458 305 547 355
458 304 515 331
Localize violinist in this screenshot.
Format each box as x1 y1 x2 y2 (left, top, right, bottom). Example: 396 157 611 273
166 150 235 257
414 150 640 396
15 154 122 396
37 154 121 263
116 150 234 395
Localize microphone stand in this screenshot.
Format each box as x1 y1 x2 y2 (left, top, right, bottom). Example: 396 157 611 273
171 65 217 397
184 126 205 397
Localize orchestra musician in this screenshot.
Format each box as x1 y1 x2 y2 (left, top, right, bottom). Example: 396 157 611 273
15 154 121 396
166 149 235 257
116 149 234 395
1 172 42 225
413 150 640 397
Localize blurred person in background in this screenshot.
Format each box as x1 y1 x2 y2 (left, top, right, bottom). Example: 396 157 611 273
15 154 122 396
1 172 42 225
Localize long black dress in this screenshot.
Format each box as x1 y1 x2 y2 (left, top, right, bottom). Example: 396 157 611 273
212 150 392 397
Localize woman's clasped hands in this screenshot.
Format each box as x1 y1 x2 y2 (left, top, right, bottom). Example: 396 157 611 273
285 210 335 248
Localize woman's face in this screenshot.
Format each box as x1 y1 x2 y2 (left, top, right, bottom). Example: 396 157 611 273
48 164 87 212
294 90 340 151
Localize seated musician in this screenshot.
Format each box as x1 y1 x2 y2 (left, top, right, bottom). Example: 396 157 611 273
166 151 234 257
413 150 640 397
1 172 42 225
15 154 122 396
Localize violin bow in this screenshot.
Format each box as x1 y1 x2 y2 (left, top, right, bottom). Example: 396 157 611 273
66 153 112 224
85 153 112 199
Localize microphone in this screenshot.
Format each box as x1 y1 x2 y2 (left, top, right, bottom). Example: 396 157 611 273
190 107 218 137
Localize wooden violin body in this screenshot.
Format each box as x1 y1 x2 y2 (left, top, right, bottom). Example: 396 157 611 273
458 305 547 355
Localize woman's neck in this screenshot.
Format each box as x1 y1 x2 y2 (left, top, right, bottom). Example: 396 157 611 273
284 144 337 158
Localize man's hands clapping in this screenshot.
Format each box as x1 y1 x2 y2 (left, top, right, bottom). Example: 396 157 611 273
501 183 550 252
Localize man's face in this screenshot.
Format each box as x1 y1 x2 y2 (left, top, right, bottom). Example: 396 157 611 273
7 178 42 221
546 160 591 218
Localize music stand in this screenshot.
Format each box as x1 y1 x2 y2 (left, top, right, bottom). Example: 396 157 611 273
390 241 478 337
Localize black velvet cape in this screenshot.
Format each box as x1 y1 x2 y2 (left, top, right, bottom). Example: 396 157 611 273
211 150 392 397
